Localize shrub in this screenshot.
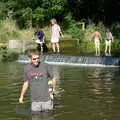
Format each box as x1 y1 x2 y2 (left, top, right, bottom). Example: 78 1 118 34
112 23 120 39
112 39 120 56
0 49 19 62
65 21 106 54
64 16 85 42
0 19 20 42
0 19 35 42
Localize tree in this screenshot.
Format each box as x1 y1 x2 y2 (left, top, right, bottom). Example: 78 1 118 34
32 7 45 27
20 7 33 28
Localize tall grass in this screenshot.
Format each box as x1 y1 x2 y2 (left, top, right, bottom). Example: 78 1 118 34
0 19 19 42
0 19 119 57
0 19 34 43
0 19 71 43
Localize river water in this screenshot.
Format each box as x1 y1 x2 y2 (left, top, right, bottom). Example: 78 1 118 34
0 62 120 120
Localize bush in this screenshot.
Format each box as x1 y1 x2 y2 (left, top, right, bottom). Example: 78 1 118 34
112 23 120 39
0 49 19 62
0 19 20 42
64 15 85 42
65 21 106 54
0 19 34 43
112 39 120 56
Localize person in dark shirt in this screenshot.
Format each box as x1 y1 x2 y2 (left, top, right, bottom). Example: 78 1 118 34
35 29 48 53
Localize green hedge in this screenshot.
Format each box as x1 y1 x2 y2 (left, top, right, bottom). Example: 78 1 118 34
0 48 19 62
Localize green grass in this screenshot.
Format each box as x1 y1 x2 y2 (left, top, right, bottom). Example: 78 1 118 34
0 19 120 58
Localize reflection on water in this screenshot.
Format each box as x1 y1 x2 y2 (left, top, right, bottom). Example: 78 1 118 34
88 68 114 98
31 111 54 120
0 62 120 120
87 68 115 120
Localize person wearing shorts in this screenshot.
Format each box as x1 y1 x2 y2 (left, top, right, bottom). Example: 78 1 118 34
91 31 102 56
95 39 100 51
104 29 113 56
19 50 59 117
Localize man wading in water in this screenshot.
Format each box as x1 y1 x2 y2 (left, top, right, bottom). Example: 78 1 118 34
19 50 59 119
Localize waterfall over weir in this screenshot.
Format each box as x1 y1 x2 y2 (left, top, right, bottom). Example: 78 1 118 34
17 54 120 67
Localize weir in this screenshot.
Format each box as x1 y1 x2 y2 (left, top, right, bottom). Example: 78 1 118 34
17 54 120 67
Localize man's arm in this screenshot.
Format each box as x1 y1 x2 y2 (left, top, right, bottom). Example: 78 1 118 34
51 76 58 90
47 64 60 91
19 80 29 104
99 32 102 41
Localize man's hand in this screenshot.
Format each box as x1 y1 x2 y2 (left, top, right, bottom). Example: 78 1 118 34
19 96 24 104
19 80 29 104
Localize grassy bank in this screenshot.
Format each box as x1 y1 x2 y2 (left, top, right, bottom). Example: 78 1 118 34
0 39 120 62
0 48 19 62
0 20 120 62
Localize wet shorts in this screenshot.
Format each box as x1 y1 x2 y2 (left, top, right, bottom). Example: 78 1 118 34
31 100 53 112
94 39 100 47
105 39 111 46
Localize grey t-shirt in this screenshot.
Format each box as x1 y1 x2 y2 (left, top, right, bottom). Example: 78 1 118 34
23 62 56 102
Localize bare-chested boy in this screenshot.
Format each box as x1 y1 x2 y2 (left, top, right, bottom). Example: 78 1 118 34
91 31 102 56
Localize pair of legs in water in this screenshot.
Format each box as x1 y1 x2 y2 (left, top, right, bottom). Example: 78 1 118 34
94 39 100 56
105 40 112 56
31 99 53 120
94 39 112 56
51 42 60 53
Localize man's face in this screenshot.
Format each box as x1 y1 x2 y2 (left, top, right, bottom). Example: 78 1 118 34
31 54 40 66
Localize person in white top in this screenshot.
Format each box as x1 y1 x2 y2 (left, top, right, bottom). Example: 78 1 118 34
104 29 113 56
50 18 63 53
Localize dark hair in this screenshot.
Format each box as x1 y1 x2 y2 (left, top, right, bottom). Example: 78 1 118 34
27 49 40 58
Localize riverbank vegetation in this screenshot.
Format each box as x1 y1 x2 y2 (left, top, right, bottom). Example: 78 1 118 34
0 47 19 62
0 19 120 62
0 0 120 61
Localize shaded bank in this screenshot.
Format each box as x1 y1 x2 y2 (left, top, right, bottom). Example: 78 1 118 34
0 38 120 62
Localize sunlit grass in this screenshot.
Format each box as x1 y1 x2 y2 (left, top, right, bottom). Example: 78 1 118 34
0 20 35 42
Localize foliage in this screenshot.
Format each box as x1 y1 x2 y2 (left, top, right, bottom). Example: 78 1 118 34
0 2 7 20
0 18 119 59
112 40 120 56
112 23 120 39
96 22 106 37
84 24 96 41
64 14 85 42
32 7 45 27
41 0 66 20
0 0 119 28
19 29 34 40
66 21 108 54
0 43 7 48
19 7 33 28
0 48 19 62
66 20 106 43
83 23 106 53
84 22 105 41
0 20 34 42
0 19 20 42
